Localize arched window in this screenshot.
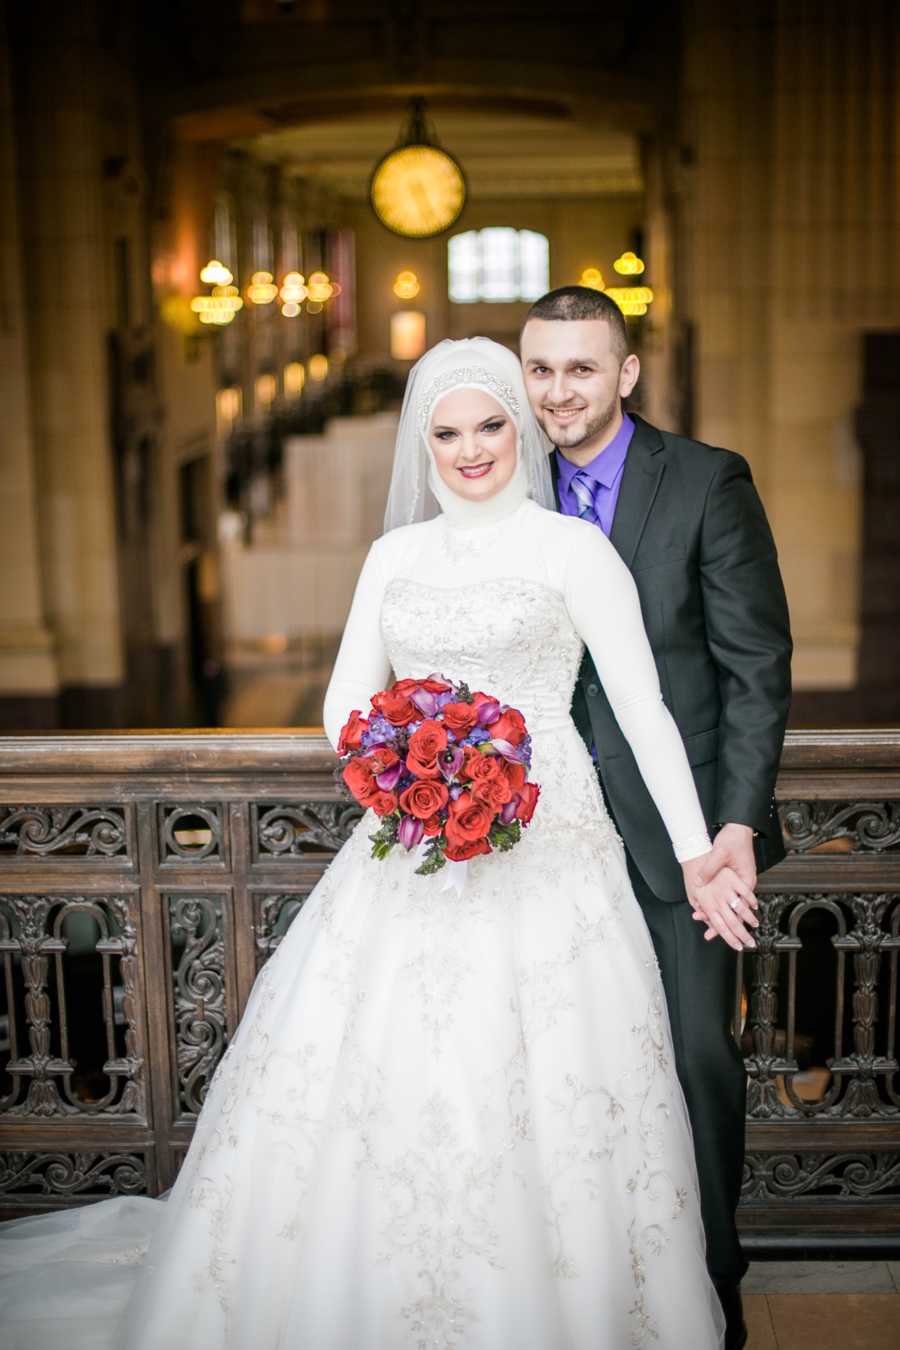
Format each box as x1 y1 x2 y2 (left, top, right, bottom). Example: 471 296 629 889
448 228 549 303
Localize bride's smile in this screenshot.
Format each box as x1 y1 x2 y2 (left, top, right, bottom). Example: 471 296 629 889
428 386 519 500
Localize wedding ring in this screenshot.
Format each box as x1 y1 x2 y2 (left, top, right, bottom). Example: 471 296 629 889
728 896 741 911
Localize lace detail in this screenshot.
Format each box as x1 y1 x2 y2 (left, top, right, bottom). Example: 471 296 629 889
418 364 521 428
4 569 720 1349
381 576 582 733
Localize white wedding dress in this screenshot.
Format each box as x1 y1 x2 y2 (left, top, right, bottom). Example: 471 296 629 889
0 497 725 1349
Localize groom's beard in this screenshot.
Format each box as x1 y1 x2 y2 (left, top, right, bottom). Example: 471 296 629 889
545 391 619 455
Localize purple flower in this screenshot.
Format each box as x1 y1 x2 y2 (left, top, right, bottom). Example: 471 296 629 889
438 746 465 781
375 760 404 791
500 797 519 824
435 689 455 710
449 784 464 800
362 715 396 749
467 727 490 745
398 814 425 850
410 688 439 718
490 738 530 763
476 699 501 726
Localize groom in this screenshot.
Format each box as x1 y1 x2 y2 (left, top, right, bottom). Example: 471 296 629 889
521 287 792 1349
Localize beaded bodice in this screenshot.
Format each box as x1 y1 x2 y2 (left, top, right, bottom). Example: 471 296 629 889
381 576 583 737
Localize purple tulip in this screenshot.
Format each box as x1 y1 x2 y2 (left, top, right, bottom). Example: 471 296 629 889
375 760 404 791
438 746 465 781
410 688 439 718
476 699 501 726
398 814 425 850
500 796 519 824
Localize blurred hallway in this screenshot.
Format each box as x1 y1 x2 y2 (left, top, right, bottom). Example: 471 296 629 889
2 0 899 731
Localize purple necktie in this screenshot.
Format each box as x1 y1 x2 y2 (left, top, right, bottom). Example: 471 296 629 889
570 470 602 525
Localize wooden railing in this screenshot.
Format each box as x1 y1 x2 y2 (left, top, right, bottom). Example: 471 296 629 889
0 729 898 1247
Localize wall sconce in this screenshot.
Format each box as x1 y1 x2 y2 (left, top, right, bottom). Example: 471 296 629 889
200 259 233 286
604 285 654 316
613 251 645 276
393 270 421 300
391 310 427 360
307 271 337 302
308 353 329 382
284 361 306 397
255 372 277 408
247 271 278 304
190 285 243 325
215 385 242 438
280 272 307 317
579 267 605 291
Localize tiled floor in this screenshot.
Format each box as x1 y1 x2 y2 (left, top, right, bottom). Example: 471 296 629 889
744 1262 900 1348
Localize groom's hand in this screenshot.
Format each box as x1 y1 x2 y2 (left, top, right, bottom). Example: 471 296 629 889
700 822 759 893
682 853 758 951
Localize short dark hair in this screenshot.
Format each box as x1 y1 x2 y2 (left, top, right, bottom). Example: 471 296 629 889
523 285 628 362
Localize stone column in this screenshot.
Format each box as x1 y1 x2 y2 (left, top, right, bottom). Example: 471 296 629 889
13 1 124 720
0 11 59 722
678 1 900 704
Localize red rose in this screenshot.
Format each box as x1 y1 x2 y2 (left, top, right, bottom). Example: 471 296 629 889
422 813 443 837
371 689 416 726
515 782 540 824
337 709 368 755
370 789 399 817
342 757 377 804
441 701 478 737
504 762 527 793
399 779 449 820
406 750 443 780
444 835 492 862
419 675 452 693
408 719 448 763
462 748 503 783
446 792 495 846
391 675 451 695
490 708 527 746
391 678 422 695
367 745 399 775
472 775 514 811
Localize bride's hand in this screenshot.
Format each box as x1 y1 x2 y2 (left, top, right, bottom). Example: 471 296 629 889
682 856 758 951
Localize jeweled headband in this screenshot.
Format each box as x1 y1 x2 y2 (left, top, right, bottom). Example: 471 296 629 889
418 365 521 430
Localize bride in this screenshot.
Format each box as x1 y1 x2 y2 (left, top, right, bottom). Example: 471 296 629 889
0 338 738 1348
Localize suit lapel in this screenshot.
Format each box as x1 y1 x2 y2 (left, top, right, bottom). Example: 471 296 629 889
549 448 562 510
609 415 666 568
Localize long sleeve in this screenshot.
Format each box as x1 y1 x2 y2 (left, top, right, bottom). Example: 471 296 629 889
699 452 792 836
562 521 711 863
321 537 393 751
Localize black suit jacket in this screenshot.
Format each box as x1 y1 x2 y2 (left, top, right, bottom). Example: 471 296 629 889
554 414 793 902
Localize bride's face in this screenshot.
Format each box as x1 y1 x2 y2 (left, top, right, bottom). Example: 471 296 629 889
427 388 518 502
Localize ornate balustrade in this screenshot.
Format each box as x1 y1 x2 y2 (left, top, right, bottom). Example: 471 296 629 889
0 729 898 1247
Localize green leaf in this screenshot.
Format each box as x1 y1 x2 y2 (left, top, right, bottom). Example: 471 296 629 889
488 819 521 852
414 837 448 876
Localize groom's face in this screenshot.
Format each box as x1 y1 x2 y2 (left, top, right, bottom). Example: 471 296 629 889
520 319 638 460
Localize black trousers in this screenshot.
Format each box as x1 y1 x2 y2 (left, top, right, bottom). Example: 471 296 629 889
626 852 749 1282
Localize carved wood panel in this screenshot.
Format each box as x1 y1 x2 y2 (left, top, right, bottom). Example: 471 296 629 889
0 729 897 1244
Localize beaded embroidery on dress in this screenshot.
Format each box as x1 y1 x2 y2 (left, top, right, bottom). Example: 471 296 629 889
0 334 723 1347
0 503 723 1350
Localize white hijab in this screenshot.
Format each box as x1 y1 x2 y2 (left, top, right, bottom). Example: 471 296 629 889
383 338 554 532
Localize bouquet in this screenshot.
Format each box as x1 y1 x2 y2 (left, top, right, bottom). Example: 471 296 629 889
336 674 540 875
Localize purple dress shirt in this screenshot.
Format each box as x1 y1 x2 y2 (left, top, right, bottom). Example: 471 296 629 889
556 413 635 537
